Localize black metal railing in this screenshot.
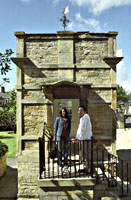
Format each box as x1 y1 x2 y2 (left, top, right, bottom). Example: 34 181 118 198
38 122 131 195
39 138 94 179
117 158 131 195
42 122 53 140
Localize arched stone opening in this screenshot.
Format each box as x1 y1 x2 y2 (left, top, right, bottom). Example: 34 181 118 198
42 80 91 137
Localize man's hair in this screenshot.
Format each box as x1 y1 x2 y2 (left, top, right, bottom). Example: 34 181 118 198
78 105 87 112
59 107 68 117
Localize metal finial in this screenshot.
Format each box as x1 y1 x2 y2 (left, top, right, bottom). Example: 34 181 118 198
58 6 72 30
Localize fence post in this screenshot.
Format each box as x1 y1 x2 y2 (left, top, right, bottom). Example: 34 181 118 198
90 136 93 178
38 137 43 179
38 122 46 179
121 159 123 194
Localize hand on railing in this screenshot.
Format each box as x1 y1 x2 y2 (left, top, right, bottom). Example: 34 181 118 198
74 138 80 143
70 138 79 143
52 138 56 142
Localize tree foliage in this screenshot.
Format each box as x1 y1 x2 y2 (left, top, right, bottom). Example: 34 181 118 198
0 141 8 158
0 89 16 132
117 85 131 103
0 49 14 86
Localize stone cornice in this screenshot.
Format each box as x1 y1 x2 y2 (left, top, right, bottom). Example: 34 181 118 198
12 57 112 69
103 57 123 66
14 31 118 40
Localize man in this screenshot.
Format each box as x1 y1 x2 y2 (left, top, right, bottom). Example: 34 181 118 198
76 105 92 172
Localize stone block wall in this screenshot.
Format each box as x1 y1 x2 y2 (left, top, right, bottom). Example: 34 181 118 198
12 31 122 199
17 151 39 199
26 40 58 64
22 105 45 136
75 39 108 64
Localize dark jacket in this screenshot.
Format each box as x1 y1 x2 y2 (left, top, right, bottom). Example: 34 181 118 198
54 117 71 141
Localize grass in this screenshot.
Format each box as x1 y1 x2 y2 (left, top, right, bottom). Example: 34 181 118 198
0 131 17 158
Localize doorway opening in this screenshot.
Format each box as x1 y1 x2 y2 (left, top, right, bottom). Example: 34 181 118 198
53 99 79 138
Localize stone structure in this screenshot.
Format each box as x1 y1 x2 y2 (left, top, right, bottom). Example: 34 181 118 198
12 31 123 199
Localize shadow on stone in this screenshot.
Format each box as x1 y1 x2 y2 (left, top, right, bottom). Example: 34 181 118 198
0 165 18 200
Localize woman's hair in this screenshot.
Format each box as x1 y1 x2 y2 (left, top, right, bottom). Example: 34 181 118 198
59 107 68 118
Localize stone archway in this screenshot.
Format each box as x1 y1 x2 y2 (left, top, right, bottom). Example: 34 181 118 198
42 80 91 136
42 80 91 105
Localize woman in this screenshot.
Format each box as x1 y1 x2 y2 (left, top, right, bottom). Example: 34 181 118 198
53 107 71 167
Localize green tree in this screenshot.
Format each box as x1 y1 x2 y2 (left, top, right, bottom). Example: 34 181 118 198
0 49 14 86
117 85 131 108
0 89 16 132
117 85 131 102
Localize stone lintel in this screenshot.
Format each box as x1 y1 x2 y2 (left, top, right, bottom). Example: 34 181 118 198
21 136 40 141
76 63 110 69
94 135 113 140
91 84 117 89
42 80 91 88
38 178 96 188
23 85 42 90
103 57 123 66
21 99 52 105
18 83 116 91
16 85 42 90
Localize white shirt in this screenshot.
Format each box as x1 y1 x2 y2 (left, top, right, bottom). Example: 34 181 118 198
76 113 92 140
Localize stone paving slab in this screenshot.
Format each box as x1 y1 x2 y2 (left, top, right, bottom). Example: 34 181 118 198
0 157 18 200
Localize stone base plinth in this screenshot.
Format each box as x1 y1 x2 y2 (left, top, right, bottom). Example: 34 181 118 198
38 177 95 200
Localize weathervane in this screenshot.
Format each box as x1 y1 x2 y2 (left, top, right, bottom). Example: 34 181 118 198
58 6 72 30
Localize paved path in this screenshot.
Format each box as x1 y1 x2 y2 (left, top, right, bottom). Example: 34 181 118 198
0 157 18 200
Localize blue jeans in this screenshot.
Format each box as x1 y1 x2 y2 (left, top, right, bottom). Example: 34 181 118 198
57 136 68 167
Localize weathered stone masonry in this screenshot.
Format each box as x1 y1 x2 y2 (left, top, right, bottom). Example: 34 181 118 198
12 31 122 199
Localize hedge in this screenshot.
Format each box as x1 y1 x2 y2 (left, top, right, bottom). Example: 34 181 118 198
0 141 8 158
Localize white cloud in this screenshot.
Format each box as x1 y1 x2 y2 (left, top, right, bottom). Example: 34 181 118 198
69 0 131 14
119 79 131 93
69 12 100 31
116 49 131 92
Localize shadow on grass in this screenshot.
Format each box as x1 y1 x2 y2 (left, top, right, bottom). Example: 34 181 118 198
0 136 14 139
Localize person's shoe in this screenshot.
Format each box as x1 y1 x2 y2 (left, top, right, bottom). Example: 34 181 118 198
63 166 69 176
78 169 85 173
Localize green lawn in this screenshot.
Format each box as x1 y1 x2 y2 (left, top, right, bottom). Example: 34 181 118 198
0 131 17 158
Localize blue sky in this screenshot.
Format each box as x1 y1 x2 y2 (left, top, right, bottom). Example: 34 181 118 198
0 0 131 92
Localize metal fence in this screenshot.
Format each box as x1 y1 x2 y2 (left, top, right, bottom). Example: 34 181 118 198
39 137 94 179
38 122 131 195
